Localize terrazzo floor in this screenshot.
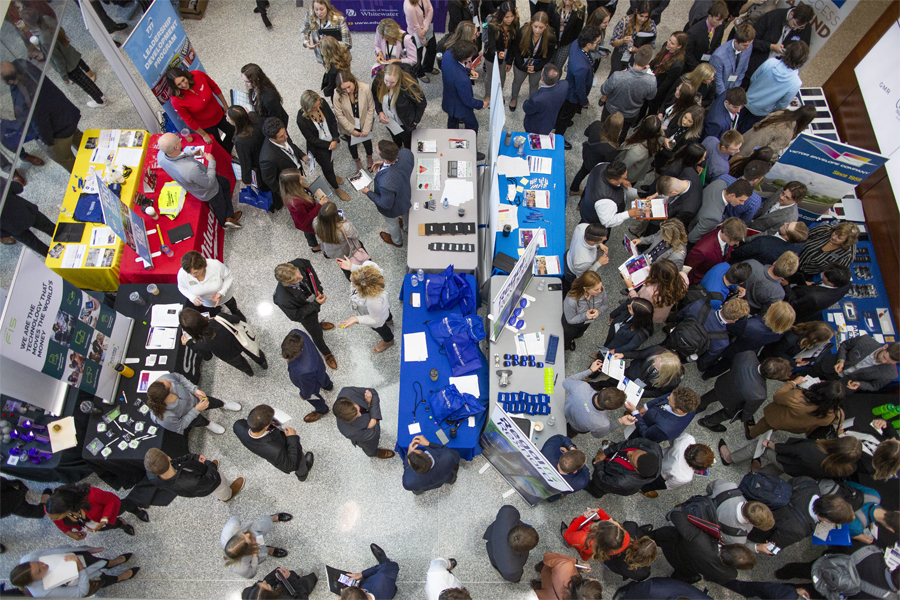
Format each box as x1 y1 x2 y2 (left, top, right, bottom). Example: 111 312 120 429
0 1 823 598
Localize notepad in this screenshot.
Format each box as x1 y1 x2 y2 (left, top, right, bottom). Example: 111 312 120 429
403 332 428 362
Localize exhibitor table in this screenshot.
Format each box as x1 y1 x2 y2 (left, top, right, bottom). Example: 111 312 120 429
45 129 149 291
493 132 567 277
396 273 488 461
81 284 200 488
407 129 479 274
118 133 230 285
488 275 567 444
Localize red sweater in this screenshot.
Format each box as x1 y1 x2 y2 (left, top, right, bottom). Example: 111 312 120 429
286 194 322 234
170 70 225 131
563 508 629 561
51 487 121 534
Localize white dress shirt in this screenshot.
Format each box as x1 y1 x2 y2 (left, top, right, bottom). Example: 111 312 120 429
661 433 696 490
177 259 235 307
425 558 464 600
592 198 632 229
567 223 601 277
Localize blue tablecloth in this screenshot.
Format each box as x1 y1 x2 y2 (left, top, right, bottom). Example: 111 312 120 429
396 273 489 461
493 132 567 277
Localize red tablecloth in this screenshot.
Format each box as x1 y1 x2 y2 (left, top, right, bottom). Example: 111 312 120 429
119 134 234 285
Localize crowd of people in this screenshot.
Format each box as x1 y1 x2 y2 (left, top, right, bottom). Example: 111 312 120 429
1 0 899 599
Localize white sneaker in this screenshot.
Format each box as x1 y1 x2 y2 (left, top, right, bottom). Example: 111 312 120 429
222 401 241 412
206 422 225 434
86 100 105 108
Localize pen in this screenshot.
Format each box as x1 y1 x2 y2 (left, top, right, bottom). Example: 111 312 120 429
553 373 559 388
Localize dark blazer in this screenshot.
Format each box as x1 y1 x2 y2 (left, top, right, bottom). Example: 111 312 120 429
630 0 670 24
748 190 799 234
563 42 593 106
259 137 306 209
621 345 682 398
646 58 685 116
607 301 650 353
233 419 303 474
772 438 850 479
335 386 383 448
666 171 703 225
148 453 221 498
684 18 724 72
272 258 324 324
686 227 732 285
589 437 662 496
616 577 714 600
0 181 47 237
783 281 851 324
287 330 327 399
746 8 813 82
241 568 315 599
711 315 783 367
233 113 267 188
366 148 414 218
359 561 399 600
254 88 289 127
484 22 515 63
186 312 245 363
760 330 818 369
9 59 80 145
0 478 35 518
630 394 695 443
731 234 803 266
321 66 339 99
767 476 820 550
579 122 619 171
401 442 461 492
372 76 427 131
442 52 485 120
550 4 585 47
448 0 479 40
703 95 738 139
664 510 738 585
541 434 590 491
522 81 569 135
724 580 806 600
510 24 558 72
817 335 898 392
297 103 340 165
483 505 529 582
688 181 729 244
709 350 767 420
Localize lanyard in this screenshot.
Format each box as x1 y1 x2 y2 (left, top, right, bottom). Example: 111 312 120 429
531 35 542 57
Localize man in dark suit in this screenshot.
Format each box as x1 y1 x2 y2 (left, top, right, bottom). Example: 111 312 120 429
233 404 315 482
259 117 305 212
401 435 461 495
273 259 336 369
803 335 900 393
540 435 590 495
783 264 851 323
616 577 714 600
628 388 701 443
333 386 395 459
341 544 399 600
362 140 413 248
282 330 333 423
685 218 748 285
144 448 244 503
483 505 538 583
744 4 814 85
683 1 727 72
703 87 746 140
730 222 807 266
697 353 792 432
523 64 568 136
442 40 488 160
0 178 56 256
747 182 806 234
554 27 602 146
584 436 662 499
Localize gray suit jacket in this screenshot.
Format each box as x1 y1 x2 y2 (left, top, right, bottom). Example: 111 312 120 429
335 386 382 446
748 190 798 235
819 335 898 392
707 479 756 551
688 180 728 244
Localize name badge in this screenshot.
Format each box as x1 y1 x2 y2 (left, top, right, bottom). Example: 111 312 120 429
728 75 738 82
701 53 712 62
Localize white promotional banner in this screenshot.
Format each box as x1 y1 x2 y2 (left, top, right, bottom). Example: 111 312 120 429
0 252 133 403
778 0 859 66
489 228 542 342
854 20 900 158
487 58 506 259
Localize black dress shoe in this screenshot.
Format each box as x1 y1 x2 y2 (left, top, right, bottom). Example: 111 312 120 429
564 140 572 150
639 523 654 535
743 420 753 440
121 522 135 536
476 151 485 161
271 548 289 558
448 558 457 570
305 452 314 471
370 543 388 564
134 507 150 522
718 438 732 466
697 417 726 433
276 512 293 522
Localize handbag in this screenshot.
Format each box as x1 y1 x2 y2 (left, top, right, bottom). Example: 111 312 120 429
341 227 370 266
238 185 273 211
213 315 261 357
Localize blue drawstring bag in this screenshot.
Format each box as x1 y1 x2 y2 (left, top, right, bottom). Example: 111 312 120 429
424 265 453 310
239 185 273 211
426 314 486 345
443 332 483 376
424 265 476 315
429 384 486 424
73 193 105 224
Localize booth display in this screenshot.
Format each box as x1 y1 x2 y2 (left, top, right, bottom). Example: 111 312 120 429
406 129 479 274
45 129 149 291
119 133 229 285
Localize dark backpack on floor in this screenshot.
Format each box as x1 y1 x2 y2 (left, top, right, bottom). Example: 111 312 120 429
738 472 794 509
666 301 727 359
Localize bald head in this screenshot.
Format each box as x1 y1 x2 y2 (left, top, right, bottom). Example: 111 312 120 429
158 132 182 157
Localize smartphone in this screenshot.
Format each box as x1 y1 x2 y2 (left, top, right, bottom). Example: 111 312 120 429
547 283 562 291
767 543 781 555
435 429 450 444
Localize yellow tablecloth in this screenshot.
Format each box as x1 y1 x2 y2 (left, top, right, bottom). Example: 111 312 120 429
45 129 149 291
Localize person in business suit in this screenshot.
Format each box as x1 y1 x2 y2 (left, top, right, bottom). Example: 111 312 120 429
584 436 662 499
340 543 399 600
361 140 414 248
554 26 602 144
372 63 427 149
685 218 748 285
729 221 808 266
760 321 835 370
233 404 315 482
179 309 268 377
0 178 56 256
706 479 776 552
273 259 337 369
687 178 753 244
260 117 306 212
744 4 814 86
783 264 851 323
522 64 568 135
242 567 319 599
1 478 50 521
402 435 461 495
442 40 488 159
282 330 333 423
709 22 755 100
682 0 727 73
297 90 350 201
144 448 244 503
627 388 700 444
697 354 792 432
747 182 805 234
758 478 855 552
703 87 746 140
483 505 539 583
332 386 395 459
803 336 900 393
541 435 591 497
615 577 714 599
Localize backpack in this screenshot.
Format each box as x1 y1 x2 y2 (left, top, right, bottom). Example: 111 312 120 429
666 302 727 359
811 546 889 600
670 488 744 540
738 472 794 509
679 284 725 311
818 479 877 512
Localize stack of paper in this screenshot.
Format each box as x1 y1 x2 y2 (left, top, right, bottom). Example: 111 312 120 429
496 155 529 177
403 332 429 362
441 179 474 206
151 304 183 327
39 554 79 590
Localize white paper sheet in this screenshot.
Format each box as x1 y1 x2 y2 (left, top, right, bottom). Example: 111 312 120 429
403 332 429 362
496 155 530 177
617 377 645 406
754 430 773 459
114 147 145 167
441 179 474 206
522 332 545 355
89 227 116 247
61 244 86 268
408 422 422 435
449 375 480 398
48 417 77 453
272 407 292 425
40 554 79 590
150 304 182 328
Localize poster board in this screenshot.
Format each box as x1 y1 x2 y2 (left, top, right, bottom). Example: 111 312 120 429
95 174 154 267
480 404 572 506
489 228 542 343
487 58 506 258
776 0 859 68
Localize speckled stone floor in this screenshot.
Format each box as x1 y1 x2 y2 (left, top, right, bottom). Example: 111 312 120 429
0 1 823 598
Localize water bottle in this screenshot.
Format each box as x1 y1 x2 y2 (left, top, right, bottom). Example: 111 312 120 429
547 415 555 426
410 275 419 288
873 404 899 418
417 269 425 282
538 279 545 292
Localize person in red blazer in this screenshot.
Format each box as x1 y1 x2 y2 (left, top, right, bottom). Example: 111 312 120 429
166 67 235 153
45 484 149 539
685 218 748 285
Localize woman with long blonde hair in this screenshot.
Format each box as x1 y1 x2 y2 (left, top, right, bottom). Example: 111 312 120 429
296 90 350 201
280 169 327 251
508 11 557 110
632 219 688 270
337 260 395 353
375 18 419 71
301 0 351 64
373 63 427 148
320 36 351 98
666 62 716 108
